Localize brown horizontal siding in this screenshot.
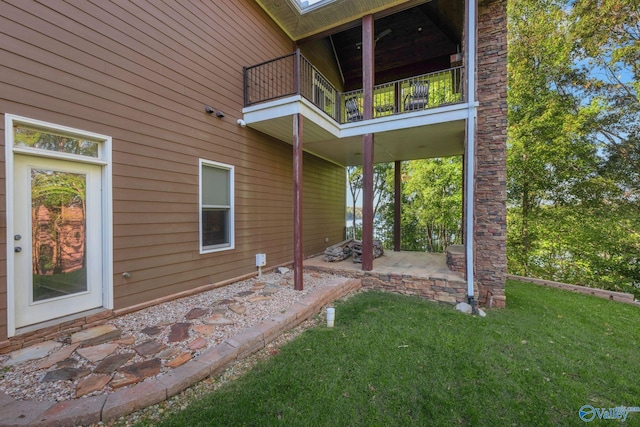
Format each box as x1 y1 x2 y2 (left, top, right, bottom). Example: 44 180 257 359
304 155 347 255
0 0 345 340
299 38 344 91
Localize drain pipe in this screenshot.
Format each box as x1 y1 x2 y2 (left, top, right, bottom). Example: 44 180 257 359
465 0 477 313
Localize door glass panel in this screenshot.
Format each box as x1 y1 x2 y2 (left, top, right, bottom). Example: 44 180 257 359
31 169 88 302
14 126 100 158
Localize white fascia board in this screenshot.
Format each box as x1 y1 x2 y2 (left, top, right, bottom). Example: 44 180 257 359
242 96 304 121
243 97 473 141
339 103 472 138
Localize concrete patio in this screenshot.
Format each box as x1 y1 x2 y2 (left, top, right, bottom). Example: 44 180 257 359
305 250 472 305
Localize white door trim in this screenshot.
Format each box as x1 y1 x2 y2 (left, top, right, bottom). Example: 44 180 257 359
4 114 113 337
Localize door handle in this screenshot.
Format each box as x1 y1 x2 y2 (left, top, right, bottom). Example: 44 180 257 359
14 247 22 253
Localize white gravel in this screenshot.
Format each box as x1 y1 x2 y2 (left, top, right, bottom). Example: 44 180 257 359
0 270 343 403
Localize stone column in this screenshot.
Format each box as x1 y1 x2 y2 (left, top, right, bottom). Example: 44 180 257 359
474 0 508 307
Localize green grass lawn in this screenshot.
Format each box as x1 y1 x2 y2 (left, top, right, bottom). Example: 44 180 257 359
148 280 640 426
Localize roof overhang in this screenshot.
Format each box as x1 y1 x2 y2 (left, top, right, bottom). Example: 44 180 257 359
255 0 433 40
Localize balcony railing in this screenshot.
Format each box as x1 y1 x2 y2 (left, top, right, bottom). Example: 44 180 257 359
244 50 464 124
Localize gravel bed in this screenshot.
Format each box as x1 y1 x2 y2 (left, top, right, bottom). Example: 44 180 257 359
95 315 326 427
0 270 343 403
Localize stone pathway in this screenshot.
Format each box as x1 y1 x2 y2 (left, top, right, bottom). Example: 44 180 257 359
0 273 361 426
2 281 273 398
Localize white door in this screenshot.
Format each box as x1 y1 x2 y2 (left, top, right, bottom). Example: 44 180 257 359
13 155 103 328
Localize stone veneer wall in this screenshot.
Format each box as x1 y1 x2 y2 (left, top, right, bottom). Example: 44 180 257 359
305 265 477 305
0 310 115 355
473 0 508 308
445 245 466 276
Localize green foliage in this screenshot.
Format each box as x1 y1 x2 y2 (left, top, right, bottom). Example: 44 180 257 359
375 159 462 252
507 0 640 295
14 127 99 157
149 284 640 426
403 158 462 252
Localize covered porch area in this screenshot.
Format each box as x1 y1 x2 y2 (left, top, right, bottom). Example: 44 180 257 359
304 249 473 305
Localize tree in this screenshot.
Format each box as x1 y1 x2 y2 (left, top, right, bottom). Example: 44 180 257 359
402 158 462 252
507 0 640 297
374 159 462 252
571 0 640 198
346 166 362 238
346 163 393 240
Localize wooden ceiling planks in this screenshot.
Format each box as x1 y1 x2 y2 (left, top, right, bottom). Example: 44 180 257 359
255 0 426 40
256 0 464 92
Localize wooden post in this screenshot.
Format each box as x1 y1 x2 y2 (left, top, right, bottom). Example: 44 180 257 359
394 160 402 251
361 14 375 271
293 113 304 290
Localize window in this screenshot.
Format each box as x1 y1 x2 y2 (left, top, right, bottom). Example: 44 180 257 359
200 159 234 252
291 0 335 13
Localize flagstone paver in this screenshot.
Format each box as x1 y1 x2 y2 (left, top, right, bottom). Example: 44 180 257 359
33 343 80 370
203 314 234 325
140 326 163 336
56 358 78 369
76 373 112 397
156 347 181 360
134 339 167 357
94 353 136 374
193 324 216 336
229 303 246 314
165 352 192 368
185 307 209 319
71 324 121 346
248 295 272 303
76 343 119 363
113 336 136 345
42 367 91 382
3 341 62 367
120 358 162 379
187 337 207 350
110 359 161 389
167 322 191 342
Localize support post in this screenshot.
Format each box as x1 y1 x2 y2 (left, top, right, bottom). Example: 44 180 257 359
293 113 304 290
394 160 402 251
361 14 375 271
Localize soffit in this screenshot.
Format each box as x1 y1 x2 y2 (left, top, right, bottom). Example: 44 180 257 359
255 0 432 40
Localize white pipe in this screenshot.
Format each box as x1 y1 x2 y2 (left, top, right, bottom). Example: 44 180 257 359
465 0 477 307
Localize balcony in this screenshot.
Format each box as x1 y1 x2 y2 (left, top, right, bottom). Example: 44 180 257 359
245 51 464 122
242 51 470 166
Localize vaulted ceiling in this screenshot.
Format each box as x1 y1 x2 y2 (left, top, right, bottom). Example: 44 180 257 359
256 0 464 91
255 0 428 41
329 1 463 89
